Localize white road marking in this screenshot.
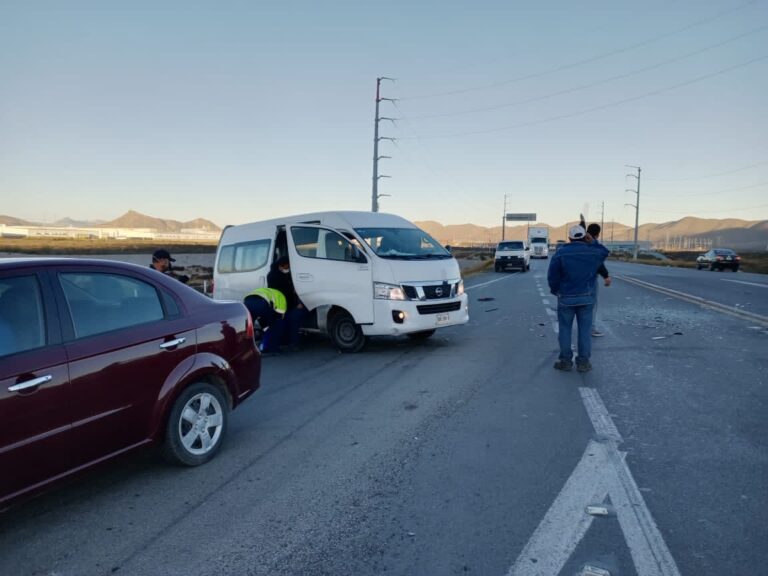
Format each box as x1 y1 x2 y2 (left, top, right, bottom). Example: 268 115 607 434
721 278 768 288
616 275 768 326
465 274 518 291
507 440 611 576
508 389 682 576
579 388 622 442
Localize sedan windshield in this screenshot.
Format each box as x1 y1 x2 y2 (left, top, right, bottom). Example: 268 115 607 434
355 227 451 259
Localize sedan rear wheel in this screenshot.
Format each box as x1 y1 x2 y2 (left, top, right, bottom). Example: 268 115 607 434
164 382 229 466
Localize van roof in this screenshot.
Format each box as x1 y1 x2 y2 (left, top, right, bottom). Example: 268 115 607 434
220 211 417 244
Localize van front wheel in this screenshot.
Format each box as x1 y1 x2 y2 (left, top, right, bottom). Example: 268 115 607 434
329 311 366 353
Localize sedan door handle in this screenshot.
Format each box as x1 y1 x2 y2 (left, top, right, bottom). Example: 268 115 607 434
297 273 313 281
8 374 53 392
160 337 186 350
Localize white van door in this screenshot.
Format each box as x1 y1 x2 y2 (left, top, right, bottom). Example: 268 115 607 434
286 224 374 324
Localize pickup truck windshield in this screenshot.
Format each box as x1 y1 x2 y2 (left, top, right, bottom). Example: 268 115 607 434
355 227 451 260
498 242 524 250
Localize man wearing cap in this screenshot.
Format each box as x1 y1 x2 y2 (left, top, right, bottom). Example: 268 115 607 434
547 225 609 372
150 249 190 283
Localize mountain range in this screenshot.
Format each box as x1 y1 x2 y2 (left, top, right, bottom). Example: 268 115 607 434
0 210 221 233
1 211 766 250
416 216 768 251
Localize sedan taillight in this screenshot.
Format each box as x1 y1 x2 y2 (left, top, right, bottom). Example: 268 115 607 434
246 313 254 340
735 256 741 261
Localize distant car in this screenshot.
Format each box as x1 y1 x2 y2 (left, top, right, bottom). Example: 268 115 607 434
696 249 740 271
0 258 261 507
494 240 530 272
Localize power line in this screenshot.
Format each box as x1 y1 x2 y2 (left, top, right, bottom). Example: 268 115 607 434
642 202 768 214
399 0 759 101
644 159 768 181
644 180 768 197
397 54 768 140
401 24 768 121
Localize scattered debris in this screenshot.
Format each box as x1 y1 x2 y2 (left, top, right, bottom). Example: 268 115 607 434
652 336 667 340
673 331 683 336
485 308 499 312
580 566 611 576
407 531 416 537
477 297 495 302
585 505 610 517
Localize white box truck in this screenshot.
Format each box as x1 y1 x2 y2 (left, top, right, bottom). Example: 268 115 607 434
528 226 550 259
213 211 469 352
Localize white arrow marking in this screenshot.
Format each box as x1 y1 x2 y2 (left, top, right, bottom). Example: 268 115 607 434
507 388 682 576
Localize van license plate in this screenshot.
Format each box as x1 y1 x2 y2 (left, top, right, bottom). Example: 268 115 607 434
436 312 450 325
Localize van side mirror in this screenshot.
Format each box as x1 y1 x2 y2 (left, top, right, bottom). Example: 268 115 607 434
525 246 530 251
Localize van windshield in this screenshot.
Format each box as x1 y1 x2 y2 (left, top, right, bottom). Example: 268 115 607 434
355 227 451 260
498 242 524 250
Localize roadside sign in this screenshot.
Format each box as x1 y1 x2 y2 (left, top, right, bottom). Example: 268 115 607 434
506 213 537 221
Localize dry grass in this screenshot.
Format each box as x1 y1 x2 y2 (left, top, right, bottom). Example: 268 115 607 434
0 237 217 255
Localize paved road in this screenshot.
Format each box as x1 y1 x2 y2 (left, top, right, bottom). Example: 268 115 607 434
1 259 766 576
610 260 768 318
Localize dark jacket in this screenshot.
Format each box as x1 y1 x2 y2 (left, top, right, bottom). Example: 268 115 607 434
547 240 609 306
267 261 301 309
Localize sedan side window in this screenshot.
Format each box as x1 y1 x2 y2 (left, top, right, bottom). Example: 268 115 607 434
0 275 46 358
60 273 165 338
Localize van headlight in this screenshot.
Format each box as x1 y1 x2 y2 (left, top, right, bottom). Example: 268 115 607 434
456 279 464 296
374 282 405 300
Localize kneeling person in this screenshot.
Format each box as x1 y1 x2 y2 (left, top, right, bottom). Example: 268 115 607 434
244 287 287 354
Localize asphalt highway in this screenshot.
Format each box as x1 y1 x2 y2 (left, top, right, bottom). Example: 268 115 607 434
1 259 766 576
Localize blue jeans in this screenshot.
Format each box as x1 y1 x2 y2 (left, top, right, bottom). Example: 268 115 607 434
557 302 594 364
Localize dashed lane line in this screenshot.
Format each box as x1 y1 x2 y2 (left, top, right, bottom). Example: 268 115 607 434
465 273 519 292
720 278 768 289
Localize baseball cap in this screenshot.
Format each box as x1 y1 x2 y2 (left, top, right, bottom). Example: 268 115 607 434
568 225 586 240
152 249 176 262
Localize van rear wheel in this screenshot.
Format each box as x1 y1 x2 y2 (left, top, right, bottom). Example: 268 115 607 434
329 311 366 353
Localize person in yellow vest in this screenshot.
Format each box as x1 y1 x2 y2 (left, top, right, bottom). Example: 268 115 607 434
243 287 287 354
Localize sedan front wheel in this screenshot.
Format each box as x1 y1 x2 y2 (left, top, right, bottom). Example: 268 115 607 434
164 382 229 466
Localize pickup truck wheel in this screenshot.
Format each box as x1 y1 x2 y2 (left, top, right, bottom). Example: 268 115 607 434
164 382 228 466
329 311 366 353
407 329 435 341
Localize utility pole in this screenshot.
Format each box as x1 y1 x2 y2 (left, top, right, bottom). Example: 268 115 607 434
625 165 641 260
372 77 396 212
600 201 605 233
502 194 508 241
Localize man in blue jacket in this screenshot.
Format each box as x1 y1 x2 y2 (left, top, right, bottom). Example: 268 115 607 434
547 224 610 372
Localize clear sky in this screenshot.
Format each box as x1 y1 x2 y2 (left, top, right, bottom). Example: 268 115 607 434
1 0 766 228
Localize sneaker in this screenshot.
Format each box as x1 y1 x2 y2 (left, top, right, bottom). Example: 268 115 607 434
553 359 574 371
591 330 604 337
577 361 592 373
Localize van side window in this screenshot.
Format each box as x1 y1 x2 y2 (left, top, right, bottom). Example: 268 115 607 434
291 227 364 263
0 275 46 358
217 240 271 273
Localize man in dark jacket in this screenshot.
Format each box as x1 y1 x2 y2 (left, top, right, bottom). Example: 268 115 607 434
586 223 612 337
547 225 609 372
267 256 306 351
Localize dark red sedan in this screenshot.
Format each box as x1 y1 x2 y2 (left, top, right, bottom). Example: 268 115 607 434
0 258 261 507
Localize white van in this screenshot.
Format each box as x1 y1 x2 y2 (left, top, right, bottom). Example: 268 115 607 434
494 240 530 272
213 211 469 352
